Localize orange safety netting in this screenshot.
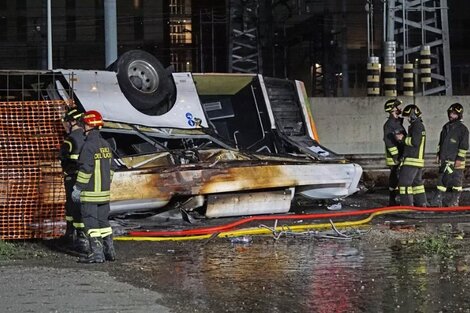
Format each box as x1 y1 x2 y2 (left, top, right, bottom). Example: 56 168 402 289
0 100 68 239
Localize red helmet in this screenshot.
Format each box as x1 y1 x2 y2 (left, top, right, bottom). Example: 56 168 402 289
82 110 104 128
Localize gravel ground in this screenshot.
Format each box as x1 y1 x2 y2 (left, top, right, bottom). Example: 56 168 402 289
0 265 170 313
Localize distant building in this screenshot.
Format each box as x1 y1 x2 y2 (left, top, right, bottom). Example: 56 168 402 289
169 0 192 72
0 0 170 70
1 0 469 95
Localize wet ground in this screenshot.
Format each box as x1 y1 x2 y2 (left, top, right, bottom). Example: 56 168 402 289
113 229 470 313
2 190 470 312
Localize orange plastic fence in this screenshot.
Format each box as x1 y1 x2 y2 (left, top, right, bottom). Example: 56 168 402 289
0 100 67 239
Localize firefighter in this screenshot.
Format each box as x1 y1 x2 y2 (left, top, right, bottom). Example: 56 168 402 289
395 104 427 207
383 99 407 205
72 110 116 263
58 107 89 253
430 103 469 207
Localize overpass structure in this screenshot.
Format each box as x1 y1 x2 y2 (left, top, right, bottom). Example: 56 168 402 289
385 0 452 96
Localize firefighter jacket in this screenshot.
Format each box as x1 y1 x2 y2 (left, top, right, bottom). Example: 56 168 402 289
402 117 426 168
75 129 115 203
437 120 469 169
383 116 407 166
59 128 85 176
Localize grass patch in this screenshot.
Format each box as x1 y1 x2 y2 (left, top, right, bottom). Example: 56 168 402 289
0 240 20 260
401 234 458 258
419 234 458 258
0 240 52 261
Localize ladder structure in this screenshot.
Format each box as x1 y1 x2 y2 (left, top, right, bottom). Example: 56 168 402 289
386 0 452 95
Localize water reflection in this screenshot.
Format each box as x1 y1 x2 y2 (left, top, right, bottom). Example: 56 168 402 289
308 242 362 313
119 236 470 312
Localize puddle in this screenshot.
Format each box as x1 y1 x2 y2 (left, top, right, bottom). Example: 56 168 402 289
114 230 470 313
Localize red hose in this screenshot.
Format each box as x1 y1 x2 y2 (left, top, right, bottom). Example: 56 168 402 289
128 205 470 237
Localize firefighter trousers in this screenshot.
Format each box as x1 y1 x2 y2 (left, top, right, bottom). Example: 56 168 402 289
436 163 464 193
387 164 400 205
388 164 400 190
64 176 84 229
81 202 112 239
398 165 427 206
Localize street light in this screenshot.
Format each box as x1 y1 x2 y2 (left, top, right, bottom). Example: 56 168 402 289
47 0 52 69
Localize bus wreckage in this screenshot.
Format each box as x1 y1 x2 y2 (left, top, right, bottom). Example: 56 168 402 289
0 50 362 238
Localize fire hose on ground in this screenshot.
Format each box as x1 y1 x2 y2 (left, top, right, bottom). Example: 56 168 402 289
114 205 470 242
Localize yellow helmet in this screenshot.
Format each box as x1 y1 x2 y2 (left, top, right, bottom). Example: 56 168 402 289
402 104 422 120
448 103 463 119
384 99 402 113
62 107 84 122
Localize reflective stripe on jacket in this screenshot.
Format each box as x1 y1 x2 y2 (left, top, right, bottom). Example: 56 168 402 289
59 128 85 176
437 120 469 169
383 116 406 166
76 129 114 203
403 118 426 168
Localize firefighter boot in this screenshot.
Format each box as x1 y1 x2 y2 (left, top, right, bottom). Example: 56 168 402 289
446 192 461 207
414 192 428 207
400 194 413 206
78 237 105 263
429 191 443 207
388 190 398 206
74 229 90 255
103 235 116 262
60 221 75 247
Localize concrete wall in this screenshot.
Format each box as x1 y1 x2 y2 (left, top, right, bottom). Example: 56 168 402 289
310 96 470 155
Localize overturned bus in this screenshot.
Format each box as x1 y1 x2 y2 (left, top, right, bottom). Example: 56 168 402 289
0 50 362 238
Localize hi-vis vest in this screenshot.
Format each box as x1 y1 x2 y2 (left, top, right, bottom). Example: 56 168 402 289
76 129 114 203
402 118 426 168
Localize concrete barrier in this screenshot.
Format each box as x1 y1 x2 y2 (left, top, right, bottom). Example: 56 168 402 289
310 96 470 155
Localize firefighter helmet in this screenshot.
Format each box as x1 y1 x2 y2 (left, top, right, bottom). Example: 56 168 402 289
82 110 104 128
447 102 464 120
62 107 83 122
401 104 422 120
384 99 402 113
